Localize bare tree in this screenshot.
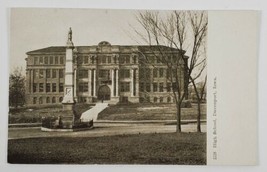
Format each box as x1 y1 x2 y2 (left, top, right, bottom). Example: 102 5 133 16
134 10 207 132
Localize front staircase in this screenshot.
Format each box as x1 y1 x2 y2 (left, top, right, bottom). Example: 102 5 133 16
80 102 109 122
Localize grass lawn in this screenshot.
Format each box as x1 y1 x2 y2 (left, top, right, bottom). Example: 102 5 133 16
9 104 94 124
98 103 206 121
8 132 206 165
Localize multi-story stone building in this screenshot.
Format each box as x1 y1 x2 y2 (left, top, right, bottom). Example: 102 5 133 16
25 30 188 106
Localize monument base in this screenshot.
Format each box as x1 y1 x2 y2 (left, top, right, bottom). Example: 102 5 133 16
41 103 94 132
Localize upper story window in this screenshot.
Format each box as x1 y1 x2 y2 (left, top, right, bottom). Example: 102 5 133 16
39 57 44 64
120 69 130 78
60 56 64 64
159 68 164 78
39 69 44 78
59 69 64 78
44 56 48 64
55 56 59 64
34 56 38 65
79 69 88 79
52 69 57 78
49 56 53 64
99 70 110 79
83 56 88 64
153 68 158 78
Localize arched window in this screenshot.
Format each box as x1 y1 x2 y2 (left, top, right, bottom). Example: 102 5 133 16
59 97 63 103
39 97 43 104
167 97 171 103
52 97 56 103
46 97 50 103
33 97 37 104
154 97 158 103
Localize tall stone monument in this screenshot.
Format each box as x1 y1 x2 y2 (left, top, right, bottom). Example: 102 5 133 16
61 27 75 128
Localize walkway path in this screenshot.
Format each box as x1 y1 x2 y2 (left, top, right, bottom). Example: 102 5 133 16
8 123 206 140
80 102 108 122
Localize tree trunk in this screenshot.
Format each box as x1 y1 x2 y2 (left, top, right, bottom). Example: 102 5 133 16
176 104 181 133
197 101 201 132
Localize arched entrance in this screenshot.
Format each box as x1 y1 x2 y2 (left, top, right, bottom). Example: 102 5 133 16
98 85 111 100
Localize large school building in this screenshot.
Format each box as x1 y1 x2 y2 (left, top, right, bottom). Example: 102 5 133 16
25 30 188 106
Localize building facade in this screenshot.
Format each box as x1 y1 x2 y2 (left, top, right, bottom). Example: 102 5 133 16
25 33 188 106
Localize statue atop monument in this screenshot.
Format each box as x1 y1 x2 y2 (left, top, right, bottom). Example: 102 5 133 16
68 27 72 41
66 27 74 48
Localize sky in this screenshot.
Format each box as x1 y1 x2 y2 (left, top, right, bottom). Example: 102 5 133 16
10 8 206 80
10 8 145 73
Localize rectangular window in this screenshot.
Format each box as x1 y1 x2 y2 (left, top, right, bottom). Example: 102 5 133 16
167 69 171 78
133 56 137 64
52 69 57 78
153 83 158 92
99 70 110 79
126 56 130 63
46 69 51 78
49 56 53 64
33 97 37 104
46 83 51 92
159 83 164 92
33 69 39 79
44 56 48 64
34 57 38 65
59 69 64 78
33 83 37 93
146 83 151 92
153 68 158 78
60 56 64 64
84 56 88 64
167 83 172 92
120 56 125 64
52 83 57 92
120 69 130 78
55 56 58 64
79 70 88 78
145 68 150 79
140 82 144 92
154 97 158 103
39 69 44 78
79 82 88 92
120 82 130 92
39 83 44 92
59 83 64 92
157 57 161 63
159 68 164 78
102 56 107 64
39 57 44 64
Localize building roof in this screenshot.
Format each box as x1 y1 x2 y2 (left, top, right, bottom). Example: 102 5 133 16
26 44 183 55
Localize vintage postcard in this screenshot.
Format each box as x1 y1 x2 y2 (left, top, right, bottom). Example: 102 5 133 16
7 8 258 165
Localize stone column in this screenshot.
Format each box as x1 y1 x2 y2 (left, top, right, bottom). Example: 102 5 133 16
31 69 34 93
88 69 92 96
93 69 96 97
131 68 134 97
111 69 115 97
116 69 119 97
135 68 139 97
74 69 77 99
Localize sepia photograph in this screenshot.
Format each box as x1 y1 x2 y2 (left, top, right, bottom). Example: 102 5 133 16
8 8 207 164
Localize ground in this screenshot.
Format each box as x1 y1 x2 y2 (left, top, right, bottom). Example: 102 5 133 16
8 132 206 165
9 103 93 123
98 103 206 121
8 103 207 165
